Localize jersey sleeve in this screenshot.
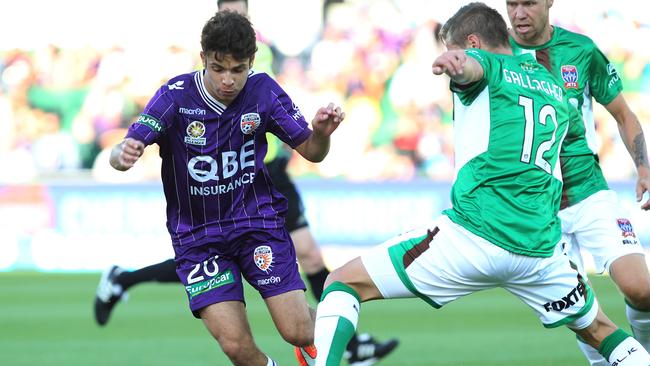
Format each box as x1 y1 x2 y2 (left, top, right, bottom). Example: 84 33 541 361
450 49 495 105
588 43 623 105
125 85 177 146
265 78 312 149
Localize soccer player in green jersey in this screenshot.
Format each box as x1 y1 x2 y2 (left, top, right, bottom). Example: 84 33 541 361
304 3 650 365
507 1 650 364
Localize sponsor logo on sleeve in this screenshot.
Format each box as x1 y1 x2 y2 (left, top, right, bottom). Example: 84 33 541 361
253 245 274 273
168 80 185 90
136 114 163 132
560 65 579 89
184 121 207 146
291 102 303 121
607 63 621 89
240 113 261 135
607 63 618 76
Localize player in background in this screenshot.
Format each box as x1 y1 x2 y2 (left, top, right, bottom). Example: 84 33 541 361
109 10 344 365
95 1 398 364
506 1 650 364
305 3 650 366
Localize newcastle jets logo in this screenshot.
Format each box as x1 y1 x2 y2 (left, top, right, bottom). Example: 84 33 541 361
240 113 261 135
560 65 579 89
253 245 274 273
184 121 206 146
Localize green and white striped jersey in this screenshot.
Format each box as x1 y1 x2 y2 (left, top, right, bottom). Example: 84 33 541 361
510 27 621 207
443 49 569 257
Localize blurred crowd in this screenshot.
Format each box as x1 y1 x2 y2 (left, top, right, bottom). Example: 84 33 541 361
1 0 650 183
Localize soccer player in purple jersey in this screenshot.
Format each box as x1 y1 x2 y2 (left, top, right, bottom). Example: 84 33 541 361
109 11 343 366
95 1 398 365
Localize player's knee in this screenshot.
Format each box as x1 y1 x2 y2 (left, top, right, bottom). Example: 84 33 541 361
218 338 253 363
624 285 650 311
323 271 339 289
323 267 354 290
279 321 314 347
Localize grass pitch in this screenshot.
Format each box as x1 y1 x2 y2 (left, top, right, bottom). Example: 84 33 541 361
0 271 630 365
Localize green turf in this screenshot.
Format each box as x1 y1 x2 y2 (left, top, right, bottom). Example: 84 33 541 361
0 272 631 365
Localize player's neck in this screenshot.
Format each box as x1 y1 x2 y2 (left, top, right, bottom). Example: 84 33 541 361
495 46 513 56
536 24 554 46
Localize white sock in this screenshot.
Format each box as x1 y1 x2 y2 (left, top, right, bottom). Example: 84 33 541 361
265 355 277 366
600 329 650 365
627 303 650 351
314 285 360 366
577 338 609 366
607 337 650 365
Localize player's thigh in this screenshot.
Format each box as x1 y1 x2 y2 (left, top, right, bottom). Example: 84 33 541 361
505 247 598 330
264 289 314 344
290 226 325 274
362 215 498 308
176 245 245 318
237 228 307 298
326 256 383 301
560 190 644 274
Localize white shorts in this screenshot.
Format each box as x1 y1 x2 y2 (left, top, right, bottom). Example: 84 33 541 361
558 190 644 275
362 215 598 329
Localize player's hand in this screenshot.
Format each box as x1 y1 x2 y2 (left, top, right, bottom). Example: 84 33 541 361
432 50 467 76
311 103 345 137
636 168 650 210
115 138 145 170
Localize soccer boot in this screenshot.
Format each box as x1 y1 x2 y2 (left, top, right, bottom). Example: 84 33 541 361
294 344 317 366
345 333 399 366
94 265 126 326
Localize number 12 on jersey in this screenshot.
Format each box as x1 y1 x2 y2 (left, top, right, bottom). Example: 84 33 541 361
518 95 559 174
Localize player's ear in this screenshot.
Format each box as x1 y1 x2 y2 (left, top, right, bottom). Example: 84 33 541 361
467 34 480 49
200 51 206 68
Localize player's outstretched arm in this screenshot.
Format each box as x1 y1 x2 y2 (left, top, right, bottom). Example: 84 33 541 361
294 103 345 162
432 50 484 85
605 94 650 210
109 137 145 171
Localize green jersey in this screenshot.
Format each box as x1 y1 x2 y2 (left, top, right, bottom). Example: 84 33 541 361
510 27 621 207
443 49 569 257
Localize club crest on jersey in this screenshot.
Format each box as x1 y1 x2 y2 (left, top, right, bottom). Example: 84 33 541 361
617 219 637 238
184 121 206 146
253 245 274 273
520 61 540 73
561 65 579 89
240 113 261 135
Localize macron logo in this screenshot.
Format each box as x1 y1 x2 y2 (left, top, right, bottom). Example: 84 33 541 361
179 107 206 116
168 81 185 90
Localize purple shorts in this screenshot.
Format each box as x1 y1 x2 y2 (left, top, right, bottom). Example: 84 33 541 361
175 227 306 317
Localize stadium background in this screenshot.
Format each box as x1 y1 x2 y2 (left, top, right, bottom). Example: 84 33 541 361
1 0 649 365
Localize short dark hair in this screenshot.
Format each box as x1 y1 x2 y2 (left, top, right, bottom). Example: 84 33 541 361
439 2 509 49
217 0 248 9
201 11 257 61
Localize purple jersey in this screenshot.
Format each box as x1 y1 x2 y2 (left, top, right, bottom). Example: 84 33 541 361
126 70 312 248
